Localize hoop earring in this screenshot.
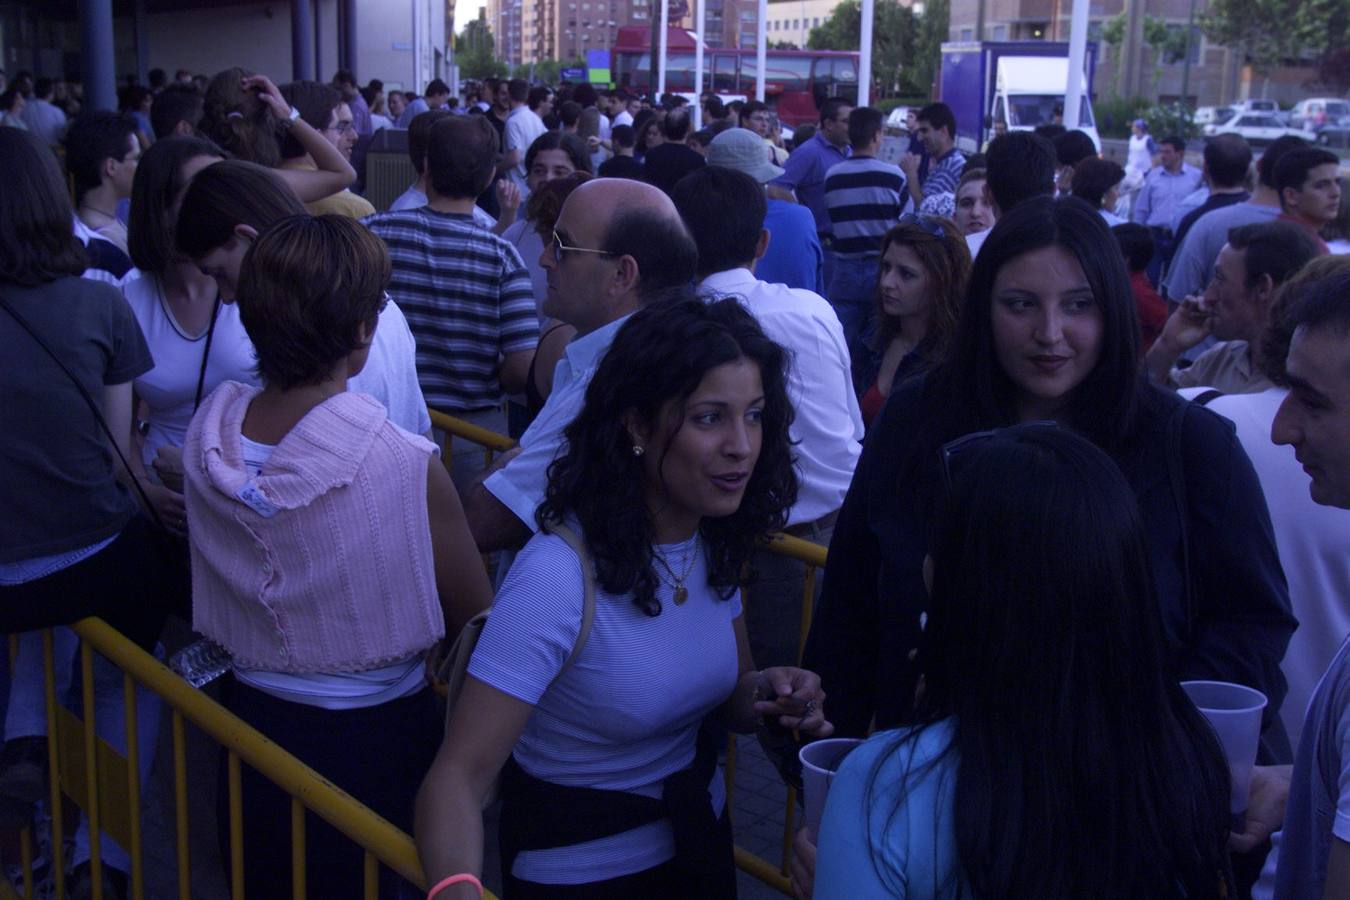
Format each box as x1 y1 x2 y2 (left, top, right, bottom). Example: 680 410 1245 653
632 445 644 457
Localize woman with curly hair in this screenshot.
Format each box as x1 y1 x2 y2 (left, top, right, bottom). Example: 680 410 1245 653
415 296 834 898
851 214 970 429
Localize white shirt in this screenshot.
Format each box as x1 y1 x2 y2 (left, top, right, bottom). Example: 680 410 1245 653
350 299 432 437
504 105 548 192
613 110 634 129
1181 386 1350 751
123 274 259 472
484 315 632 529
389 183 498 231
965 227 991 260
500 217 550 325
699 268 862 525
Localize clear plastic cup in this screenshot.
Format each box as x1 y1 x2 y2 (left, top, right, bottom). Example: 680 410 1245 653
798 738 864 834
1181 680 1268 828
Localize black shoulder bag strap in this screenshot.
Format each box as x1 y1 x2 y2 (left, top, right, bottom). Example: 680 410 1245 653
0 292 168 534
1165 400 1196 640
192 295 223 412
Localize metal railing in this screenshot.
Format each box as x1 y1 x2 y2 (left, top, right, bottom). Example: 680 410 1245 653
429 411 828 896
8 620 498 900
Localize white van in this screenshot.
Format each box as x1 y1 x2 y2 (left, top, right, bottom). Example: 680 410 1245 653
990 56 1101 152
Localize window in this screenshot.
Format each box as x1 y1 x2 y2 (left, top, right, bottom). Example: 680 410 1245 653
813 17 820 26
960 28 973 40
992 24 1007 40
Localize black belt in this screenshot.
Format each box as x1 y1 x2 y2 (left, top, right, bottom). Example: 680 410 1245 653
784 507 839 539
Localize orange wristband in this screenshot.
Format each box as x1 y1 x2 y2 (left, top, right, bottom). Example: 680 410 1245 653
427 872 483 900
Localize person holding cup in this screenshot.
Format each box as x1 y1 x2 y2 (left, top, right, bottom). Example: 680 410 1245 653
415 296 834 898
809 423 1235 897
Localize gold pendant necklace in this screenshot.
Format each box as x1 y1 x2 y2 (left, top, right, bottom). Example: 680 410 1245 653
653 537 700 605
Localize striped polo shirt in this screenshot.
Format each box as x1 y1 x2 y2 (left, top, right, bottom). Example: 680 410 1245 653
823 156 907 259
363 208 539 413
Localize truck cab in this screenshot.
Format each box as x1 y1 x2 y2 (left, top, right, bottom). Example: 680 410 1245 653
991 56 1100 151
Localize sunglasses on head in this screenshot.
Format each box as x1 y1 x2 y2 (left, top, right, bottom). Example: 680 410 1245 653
938 422 1060 494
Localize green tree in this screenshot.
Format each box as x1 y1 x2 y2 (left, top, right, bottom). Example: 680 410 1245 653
912 0 949 99
455 20 509 80
807 0 920 96
1199 0 1337 89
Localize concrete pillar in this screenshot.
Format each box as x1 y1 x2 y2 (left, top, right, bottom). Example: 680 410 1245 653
314 0 324 82
292 0 315 81
341 0 358 78
79 0 117 112
134 0 149 86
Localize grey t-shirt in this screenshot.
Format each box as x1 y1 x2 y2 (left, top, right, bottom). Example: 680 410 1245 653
1272 634 1350 898
1 276 153 562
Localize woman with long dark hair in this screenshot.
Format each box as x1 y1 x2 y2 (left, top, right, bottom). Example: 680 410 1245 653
814 424 1234 897
852 214 970 429
415 297 833 898
805 196 1295 765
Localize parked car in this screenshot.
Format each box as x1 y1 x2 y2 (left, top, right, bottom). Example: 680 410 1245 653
1238 98 1280 115
1291 98 1350 131
1202 112 1314 146
1315 116 1350 150
1194 105 1236 126
885 106 915 134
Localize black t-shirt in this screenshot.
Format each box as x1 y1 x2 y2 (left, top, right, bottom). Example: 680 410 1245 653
642 142 707 195
597 154 645 181
1 276 153 562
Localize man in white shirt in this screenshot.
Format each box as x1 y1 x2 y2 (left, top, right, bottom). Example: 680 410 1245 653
503 78 548 197
608 89 635 128
673 165 863 667
464 179 700 551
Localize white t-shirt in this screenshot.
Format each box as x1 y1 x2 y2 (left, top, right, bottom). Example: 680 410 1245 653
350 299 432 437
1181 386 1350 750
500 217 549 325
613 110 634 129
505 106 548 192
965 227 991 260
122 274 259 472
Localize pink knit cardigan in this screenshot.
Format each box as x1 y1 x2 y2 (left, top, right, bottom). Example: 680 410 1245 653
184 381 444 673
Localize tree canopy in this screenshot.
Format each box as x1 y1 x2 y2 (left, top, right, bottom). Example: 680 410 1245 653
455 20 509 80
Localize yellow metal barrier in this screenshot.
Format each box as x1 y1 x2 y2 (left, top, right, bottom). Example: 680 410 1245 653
429 411 829 898
14 619 499 900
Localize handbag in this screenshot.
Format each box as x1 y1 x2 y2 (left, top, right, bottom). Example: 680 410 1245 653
435 518 597 807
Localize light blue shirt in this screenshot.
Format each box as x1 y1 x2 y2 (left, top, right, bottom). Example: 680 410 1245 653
815 719 962 899
389 184 497 232
483 314 632 529
1132 162 1204 229
1162 201 1281 301
20 98 66 145
1170 186 1210 233
771 132 851 234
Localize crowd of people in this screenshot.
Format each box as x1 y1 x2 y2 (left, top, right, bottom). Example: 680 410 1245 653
1 60 1350 900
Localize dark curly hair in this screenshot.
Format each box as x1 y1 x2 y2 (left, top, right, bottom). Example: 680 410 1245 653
539 294 798 616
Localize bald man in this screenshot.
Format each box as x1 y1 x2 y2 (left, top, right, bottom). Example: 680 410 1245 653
466 178 700 551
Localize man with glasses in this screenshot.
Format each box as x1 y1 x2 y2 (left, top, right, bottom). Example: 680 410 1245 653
464 178 699 552
279 80 374 218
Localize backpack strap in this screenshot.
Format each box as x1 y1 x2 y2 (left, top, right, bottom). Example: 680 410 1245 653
542 519 597 674
1193 389 1225 407
1165 400 1196 637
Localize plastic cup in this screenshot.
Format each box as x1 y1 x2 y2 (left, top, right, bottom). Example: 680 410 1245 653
798 738 864 834
1181 680 1268 827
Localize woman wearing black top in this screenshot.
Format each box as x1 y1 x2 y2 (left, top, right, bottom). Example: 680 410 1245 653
804 196 1297 759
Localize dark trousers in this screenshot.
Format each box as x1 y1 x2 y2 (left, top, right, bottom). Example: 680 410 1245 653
0 515 173 651
218 678 440 900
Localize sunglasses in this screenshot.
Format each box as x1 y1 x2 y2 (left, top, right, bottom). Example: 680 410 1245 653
899 213 946 239
938 422 1059 494
551 229 616 265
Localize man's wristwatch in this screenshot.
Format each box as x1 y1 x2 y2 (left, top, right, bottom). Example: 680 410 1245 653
279 106 301 128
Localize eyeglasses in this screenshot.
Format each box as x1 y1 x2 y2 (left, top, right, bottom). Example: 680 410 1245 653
939 422 1059 493
326 120 356 135
551 229 616 264
899 213 946 239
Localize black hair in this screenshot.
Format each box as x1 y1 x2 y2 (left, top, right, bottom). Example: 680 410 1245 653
848 106 883 148
148 69 166 90
739 100 768 124
920 197 1142 455
1202 133 1252 189
916 102 956 138
558 100 582 129
1226 220 1321 290
0 128 88 286
150 83 205 140
792 123 817 147
864 423 1232 898
120 84 151 113
127 136 227 273
689 128 715 148
1255 134 1307 189
407 108 453 174
612 124 636 150
600 208 699 302
1112 222 1154 272
1285 267 1350 337
671 166 765 277
572 82 599 108
63 111 139 202
1257 256 1350 384
1053 129 1096 167
332 69 357 88
279 80 341 159
1160 134 1187 153
425 78 450 97
32 77 53 99
1070 157 1125 209
507 78 528 103
524 130 592 176
427 114 499 199
634 108 658 151
983 131 1056 213
538 295 797 616
664 107 693 141
819 97 850 127
175 159 305 260
705 96 727 120
1033 122 1067 140
1274 146 1341 196
527 85 551 111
